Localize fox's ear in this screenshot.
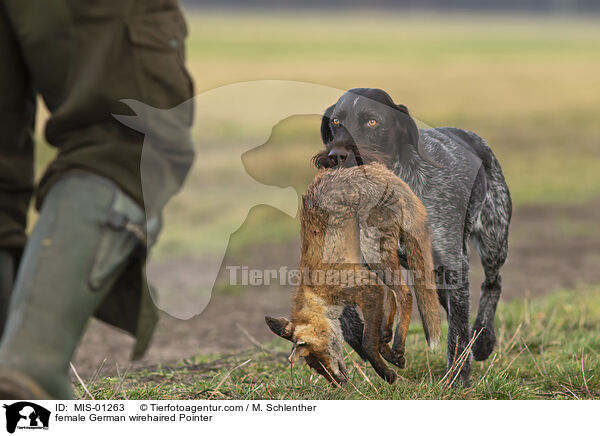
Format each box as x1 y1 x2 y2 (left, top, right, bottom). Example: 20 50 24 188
265 316 294 341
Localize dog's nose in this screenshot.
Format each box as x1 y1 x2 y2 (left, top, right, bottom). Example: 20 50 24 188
328 148 348 165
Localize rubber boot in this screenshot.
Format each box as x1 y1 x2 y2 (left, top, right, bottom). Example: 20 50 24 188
0 249 17 339
0 172 146 399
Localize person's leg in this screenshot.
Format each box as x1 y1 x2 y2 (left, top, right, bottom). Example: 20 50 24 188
0 251 17 338
0 173 145 399
0 2 36 337
0 0 194 399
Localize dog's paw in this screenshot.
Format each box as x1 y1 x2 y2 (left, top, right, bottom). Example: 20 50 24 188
444 364 471 388
472 325 496 361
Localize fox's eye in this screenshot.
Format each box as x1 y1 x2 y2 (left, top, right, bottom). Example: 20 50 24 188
367 119 377 127
331 118 340 126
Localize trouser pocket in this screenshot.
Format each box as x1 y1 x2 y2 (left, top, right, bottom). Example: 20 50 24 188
88 181 156 292
127 8 194 115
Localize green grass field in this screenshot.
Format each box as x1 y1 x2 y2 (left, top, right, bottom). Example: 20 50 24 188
76 284 600 400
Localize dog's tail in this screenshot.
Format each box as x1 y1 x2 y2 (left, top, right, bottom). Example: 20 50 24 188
403 203 441 349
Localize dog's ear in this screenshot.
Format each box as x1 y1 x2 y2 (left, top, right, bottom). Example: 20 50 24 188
265 316 294 341
395 104 443 168
395 104 419 149
395 103 409 114
320 104 336 144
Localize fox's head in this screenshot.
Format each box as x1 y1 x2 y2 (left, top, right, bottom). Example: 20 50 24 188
265 313 349 386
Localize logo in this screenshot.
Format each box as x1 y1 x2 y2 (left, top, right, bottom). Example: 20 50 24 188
2 402 50 434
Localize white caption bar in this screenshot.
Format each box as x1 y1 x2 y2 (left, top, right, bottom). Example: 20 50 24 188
0 400 593 435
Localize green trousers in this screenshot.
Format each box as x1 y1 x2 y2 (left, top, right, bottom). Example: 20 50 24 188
0 0 195 356
0 172 154 398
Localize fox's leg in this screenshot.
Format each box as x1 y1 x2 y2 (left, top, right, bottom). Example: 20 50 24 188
379 288 402 367
362 210 402 349
390 284 412 368
357 287 397 384
378 284 408 369
378 343 395 366
380 285 396 344
366 240 412 366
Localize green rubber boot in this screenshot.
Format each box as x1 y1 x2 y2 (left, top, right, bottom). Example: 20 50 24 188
0 249 17 339
0 172 147 399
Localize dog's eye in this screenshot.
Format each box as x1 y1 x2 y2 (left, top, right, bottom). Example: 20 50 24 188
331 118 340 126
367 119 378 127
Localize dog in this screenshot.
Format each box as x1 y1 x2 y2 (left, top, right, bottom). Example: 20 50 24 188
266 163 440 385
313 88 512 385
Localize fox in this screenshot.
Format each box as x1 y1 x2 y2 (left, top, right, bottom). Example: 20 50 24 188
265 162 440 385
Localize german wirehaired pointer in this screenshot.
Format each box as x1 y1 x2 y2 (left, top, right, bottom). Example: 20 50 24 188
313 88 512 385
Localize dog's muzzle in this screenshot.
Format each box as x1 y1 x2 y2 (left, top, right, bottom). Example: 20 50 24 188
328 147 349 166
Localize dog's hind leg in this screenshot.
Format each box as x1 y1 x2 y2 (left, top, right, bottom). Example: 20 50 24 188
471 176 511 361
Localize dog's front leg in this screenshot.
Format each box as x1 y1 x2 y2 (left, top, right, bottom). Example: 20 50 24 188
445 279 471 387
339 305 368 360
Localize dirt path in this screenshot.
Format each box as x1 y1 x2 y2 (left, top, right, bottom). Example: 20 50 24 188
73 199 600 377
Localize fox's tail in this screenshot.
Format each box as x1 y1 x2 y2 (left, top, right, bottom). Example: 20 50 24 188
403 206 441 349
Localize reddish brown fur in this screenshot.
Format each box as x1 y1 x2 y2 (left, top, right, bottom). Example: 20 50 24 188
266 163 440 385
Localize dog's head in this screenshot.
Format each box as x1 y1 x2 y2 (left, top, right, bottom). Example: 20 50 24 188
265 315 349 386
313 88 441 169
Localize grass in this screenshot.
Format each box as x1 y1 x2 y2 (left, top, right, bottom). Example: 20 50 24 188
74 284 600 400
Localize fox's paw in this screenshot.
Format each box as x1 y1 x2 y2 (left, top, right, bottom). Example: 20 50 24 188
392 352 406 369
379 344 404 368
390 344 406 368
380 329 393 344
383 368 397 384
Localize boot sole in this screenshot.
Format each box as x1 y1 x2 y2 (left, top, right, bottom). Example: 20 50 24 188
0 369 53 400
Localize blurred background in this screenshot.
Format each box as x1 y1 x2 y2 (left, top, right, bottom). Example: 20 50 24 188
31 2 599 374
182 0 600 12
